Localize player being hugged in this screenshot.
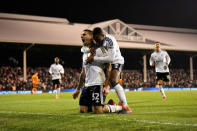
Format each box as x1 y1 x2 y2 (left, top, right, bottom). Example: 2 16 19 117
149 42 171 100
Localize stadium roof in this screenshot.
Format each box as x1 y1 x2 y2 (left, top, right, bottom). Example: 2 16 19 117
1 13 197 52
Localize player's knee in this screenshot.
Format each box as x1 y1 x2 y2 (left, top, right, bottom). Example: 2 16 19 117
80 110 87 113
80 106 88 113
110 78 118 87
165 81 171 86
157 80 163 85
103 105 109 113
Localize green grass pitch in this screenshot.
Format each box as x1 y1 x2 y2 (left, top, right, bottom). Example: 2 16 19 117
0 90 197 131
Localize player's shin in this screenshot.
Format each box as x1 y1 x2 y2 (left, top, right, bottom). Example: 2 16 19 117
113 83 128 107
105 104 122 113
55 87 60 99
57 87 61 95
159 85 166 98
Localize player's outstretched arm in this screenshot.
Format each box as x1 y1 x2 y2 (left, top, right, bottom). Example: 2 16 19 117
72 68 85 99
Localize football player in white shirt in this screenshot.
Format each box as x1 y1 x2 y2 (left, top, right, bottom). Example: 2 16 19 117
86 27 132 114
150 42 171 100
73 29 122 114
49 57 64 99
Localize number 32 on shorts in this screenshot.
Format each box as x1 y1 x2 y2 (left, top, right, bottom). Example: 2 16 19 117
92 93 100 103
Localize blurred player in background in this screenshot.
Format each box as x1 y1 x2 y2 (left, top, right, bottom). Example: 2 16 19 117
86 27 132 114
31 72 39 94
73 29 122 114
49 57 64 99
150 42 171 100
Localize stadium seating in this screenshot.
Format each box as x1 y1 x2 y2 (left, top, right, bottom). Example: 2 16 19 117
0 66 197 91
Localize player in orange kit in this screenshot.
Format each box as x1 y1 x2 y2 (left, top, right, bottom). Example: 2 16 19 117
32 72 39 94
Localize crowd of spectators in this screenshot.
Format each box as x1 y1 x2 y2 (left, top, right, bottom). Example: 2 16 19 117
0 66 80 91
1 66 197 91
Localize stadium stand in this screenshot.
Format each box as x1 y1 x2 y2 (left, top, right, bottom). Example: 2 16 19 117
1 66 197 91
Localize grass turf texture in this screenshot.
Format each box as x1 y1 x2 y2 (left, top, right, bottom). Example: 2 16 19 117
0 91 197 131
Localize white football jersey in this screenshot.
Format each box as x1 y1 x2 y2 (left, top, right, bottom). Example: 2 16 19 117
49 64 64 80
150 50 171 73
81 46 106 87
94 34 124 64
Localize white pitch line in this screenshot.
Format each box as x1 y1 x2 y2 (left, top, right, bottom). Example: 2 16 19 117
135 110 177 114
0 111 197 127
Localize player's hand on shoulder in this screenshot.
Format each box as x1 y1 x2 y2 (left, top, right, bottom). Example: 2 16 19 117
86 56 94 63
90 47 96 55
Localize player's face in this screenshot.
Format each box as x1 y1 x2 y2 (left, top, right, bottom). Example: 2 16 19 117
93 34 104 45
55 58 59 64
81 31 92 45
155 43 161 52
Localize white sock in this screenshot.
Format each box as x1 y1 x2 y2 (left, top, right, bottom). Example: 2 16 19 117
159 85 166 97
107 105 122 113
114 84 128 107
56 88 60 95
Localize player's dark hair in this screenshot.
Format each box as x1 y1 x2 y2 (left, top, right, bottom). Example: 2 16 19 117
93 27 103 36
83 29 92 35
155 41 160 44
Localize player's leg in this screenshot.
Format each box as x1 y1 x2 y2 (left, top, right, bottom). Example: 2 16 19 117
35 84 38 94
164 73 171 86
109 64 131 114
110 69 127 105
93 105 122 114
91 85 122 114
118 72 123 85
52 80 57 94
79 86 92 113
56 83 61 98
53 79 60 99
163 73 171 100
91 85 105 114
32 84 36 94
156 73 166 100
